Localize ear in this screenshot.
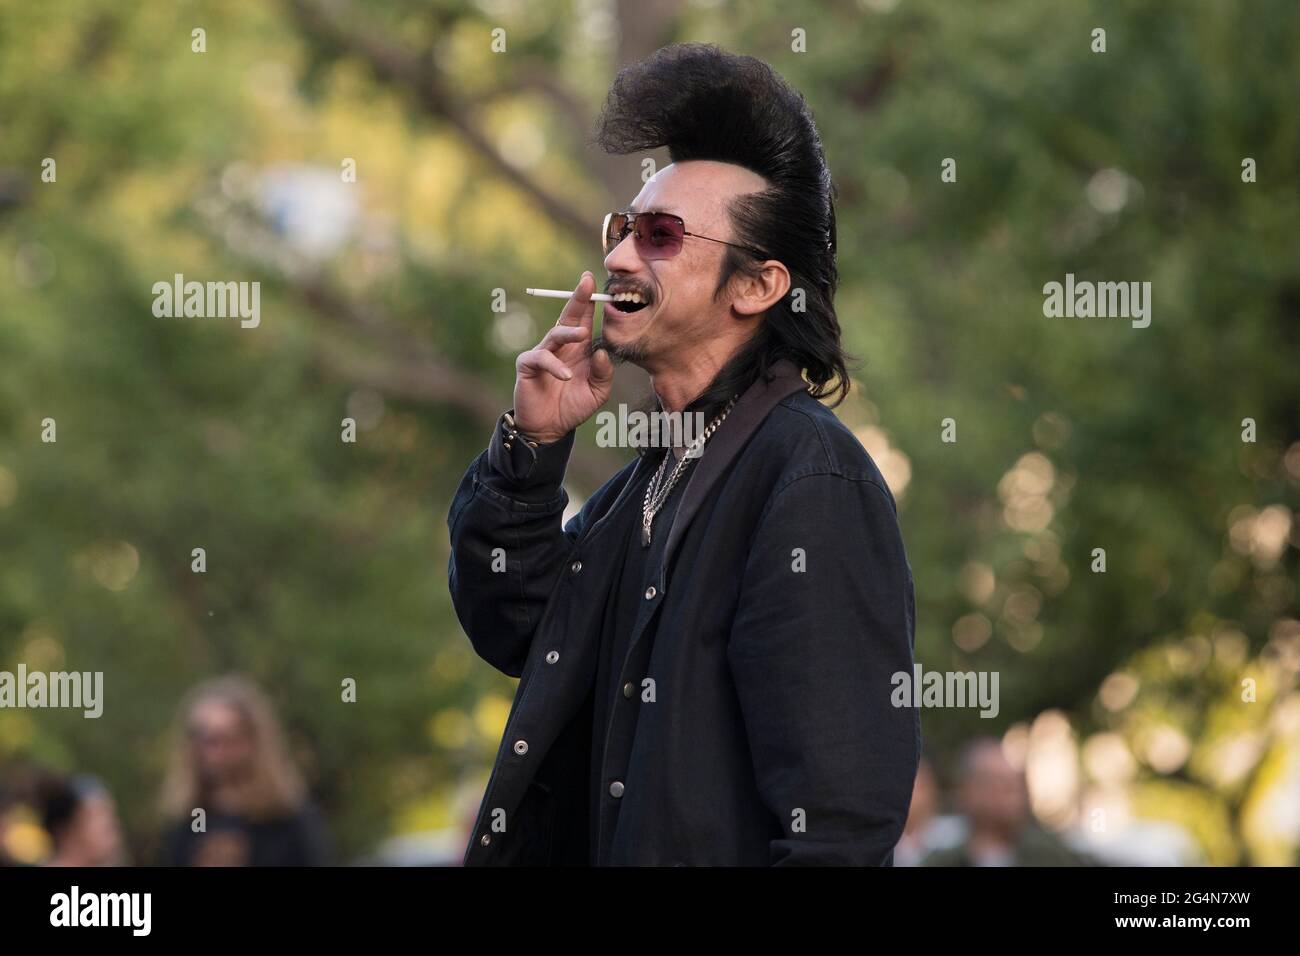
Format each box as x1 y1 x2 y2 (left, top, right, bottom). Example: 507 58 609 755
731 260 792 318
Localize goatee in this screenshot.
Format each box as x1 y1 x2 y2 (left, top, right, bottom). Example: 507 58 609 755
590 335 647 366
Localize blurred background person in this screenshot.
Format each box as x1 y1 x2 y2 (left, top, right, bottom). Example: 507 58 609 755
39 773 126 866
157 675 330 866
923 738 1091 867
0 779 27 867
2 766 63 866
894 757 939 866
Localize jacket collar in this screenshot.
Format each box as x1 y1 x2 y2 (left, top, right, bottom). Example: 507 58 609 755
657 357 809 590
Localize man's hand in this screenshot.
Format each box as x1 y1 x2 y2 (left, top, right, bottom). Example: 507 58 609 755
513 271 614 444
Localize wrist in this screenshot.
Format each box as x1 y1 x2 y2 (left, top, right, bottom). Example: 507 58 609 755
486 410 576 500
503 411 564 446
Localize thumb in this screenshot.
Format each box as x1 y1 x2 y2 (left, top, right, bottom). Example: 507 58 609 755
589 347 615 389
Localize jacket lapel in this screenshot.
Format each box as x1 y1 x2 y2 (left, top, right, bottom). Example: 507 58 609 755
657 358 809 591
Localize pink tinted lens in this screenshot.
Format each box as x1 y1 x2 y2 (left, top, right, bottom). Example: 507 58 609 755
636 214 684 259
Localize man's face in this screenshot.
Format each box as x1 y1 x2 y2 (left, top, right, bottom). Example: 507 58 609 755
961 745 1029 835
597 160 769 368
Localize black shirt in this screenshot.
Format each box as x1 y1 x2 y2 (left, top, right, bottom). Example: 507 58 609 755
158 804 330 866
588 448 693 861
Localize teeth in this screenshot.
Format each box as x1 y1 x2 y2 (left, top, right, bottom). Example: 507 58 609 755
613 292 645 303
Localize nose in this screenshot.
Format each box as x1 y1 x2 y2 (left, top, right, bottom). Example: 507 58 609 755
603 227 644 277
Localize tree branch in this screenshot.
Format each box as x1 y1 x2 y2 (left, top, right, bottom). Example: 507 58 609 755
284 0 597 243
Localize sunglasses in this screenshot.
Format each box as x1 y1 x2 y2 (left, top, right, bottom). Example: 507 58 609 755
602 211 767 260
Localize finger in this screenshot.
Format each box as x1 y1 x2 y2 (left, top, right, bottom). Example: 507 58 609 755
555 271 595 329
538 323 590 352
588 346 614 391
518 347 574 382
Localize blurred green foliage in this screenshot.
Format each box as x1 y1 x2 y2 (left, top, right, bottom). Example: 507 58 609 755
1 0 1297 863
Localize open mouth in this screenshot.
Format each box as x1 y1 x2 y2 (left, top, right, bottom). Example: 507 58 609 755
608 291 652 314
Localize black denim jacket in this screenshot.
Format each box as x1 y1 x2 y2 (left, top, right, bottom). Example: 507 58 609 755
446 358 920 865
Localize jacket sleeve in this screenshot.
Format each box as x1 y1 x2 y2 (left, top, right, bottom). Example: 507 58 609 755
446 410 583 678
726 471 920 866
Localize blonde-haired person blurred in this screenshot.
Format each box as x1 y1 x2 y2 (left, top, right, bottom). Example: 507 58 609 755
157 675 329 866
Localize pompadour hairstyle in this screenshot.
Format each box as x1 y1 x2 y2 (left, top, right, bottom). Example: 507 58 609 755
593 42 852 416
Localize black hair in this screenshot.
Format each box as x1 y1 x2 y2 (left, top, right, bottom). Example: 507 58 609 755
39 773 106 843
593 42 852 424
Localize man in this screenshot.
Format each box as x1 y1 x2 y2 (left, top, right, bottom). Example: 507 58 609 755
921 739 1093 867
447 43 919 865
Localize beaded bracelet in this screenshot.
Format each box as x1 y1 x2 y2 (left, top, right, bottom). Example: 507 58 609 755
500 411 541 452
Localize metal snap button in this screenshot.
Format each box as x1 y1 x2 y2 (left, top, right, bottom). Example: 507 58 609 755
514 739 528 755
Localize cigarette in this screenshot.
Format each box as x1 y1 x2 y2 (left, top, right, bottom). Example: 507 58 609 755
525 287 614 302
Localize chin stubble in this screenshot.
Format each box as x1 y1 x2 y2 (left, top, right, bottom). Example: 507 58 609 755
590 335 647 365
